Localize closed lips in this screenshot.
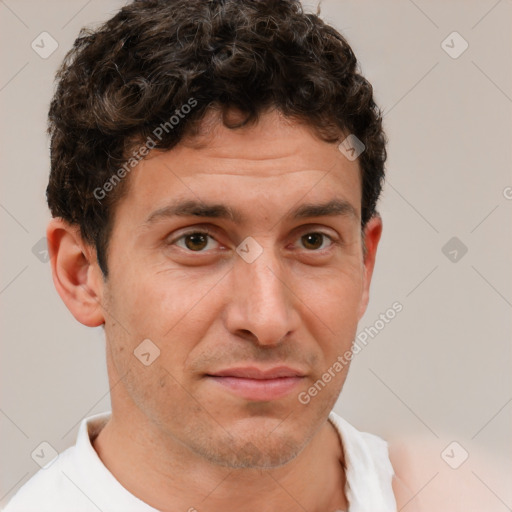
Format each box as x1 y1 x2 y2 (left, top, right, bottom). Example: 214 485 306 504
207 366 305 379
205 366 306 401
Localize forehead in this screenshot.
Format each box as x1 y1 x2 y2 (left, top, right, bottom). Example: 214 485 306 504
118 110 362 224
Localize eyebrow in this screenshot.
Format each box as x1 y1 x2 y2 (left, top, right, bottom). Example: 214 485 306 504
143 198 358 226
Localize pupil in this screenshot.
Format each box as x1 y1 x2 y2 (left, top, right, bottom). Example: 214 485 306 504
185 233 207 251
303 233 322 250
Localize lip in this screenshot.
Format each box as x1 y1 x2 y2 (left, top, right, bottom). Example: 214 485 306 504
210 366 305 379
206 366 305 401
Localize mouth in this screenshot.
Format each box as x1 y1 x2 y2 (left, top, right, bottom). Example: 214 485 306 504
205 366 306 401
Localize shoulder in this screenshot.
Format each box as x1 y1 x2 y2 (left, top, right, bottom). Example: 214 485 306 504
3 447 80 512
3 413 114 512
388 435 512 511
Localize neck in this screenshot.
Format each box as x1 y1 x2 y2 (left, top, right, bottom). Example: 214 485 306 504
92 409 348 512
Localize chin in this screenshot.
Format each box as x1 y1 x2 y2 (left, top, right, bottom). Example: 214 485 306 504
189 424 307 469
209 435 304 469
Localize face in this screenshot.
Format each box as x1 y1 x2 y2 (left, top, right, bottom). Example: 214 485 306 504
98 109 381 469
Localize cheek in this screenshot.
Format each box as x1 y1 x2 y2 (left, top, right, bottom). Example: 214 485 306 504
115 271 224 372
298 266 364 364
109 266 188 338
303 264 363 321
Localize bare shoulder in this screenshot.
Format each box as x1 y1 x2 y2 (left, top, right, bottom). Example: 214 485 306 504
387 435 511 511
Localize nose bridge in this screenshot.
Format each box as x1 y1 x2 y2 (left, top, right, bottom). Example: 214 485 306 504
227 242 297 345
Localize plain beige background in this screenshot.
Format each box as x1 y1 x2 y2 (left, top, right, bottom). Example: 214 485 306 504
1 0 511 508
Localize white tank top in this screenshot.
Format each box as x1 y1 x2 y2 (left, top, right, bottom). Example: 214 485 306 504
328 411 397 512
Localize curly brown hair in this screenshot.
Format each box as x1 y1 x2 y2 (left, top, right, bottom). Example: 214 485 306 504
47 0 387 278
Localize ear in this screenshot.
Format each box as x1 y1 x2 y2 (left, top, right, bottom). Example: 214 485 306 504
46 218 106 327
358 214 383 320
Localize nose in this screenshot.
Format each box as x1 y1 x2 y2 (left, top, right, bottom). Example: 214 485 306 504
223 244 300 346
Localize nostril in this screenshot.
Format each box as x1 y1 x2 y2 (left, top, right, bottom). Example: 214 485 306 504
236 329 257 342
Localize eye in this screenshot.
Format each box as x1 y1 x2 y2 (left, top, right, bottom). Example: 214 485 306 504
297 232 335 251
173 231 220 252
167 228 338 254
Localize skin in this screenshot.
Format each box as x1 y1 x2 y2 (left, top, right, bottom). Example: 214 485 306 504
47 108 384 512
389 435 512 511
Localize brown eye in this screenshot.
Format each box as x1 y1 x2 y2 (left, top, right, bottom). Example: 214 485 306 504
171 231 219 252
183 233 209 251
300 233 331 250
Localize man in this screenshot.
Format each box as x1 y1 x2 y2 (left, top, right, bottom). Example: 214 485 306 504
4 0 407 510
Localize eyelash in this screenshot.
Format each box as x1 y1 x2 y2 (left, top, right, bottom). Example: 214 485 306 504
168 229 339 253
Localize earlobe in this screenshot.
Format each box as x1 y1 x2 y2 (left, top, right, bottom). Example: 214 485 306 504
357 214 383 320
46 218 105 327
